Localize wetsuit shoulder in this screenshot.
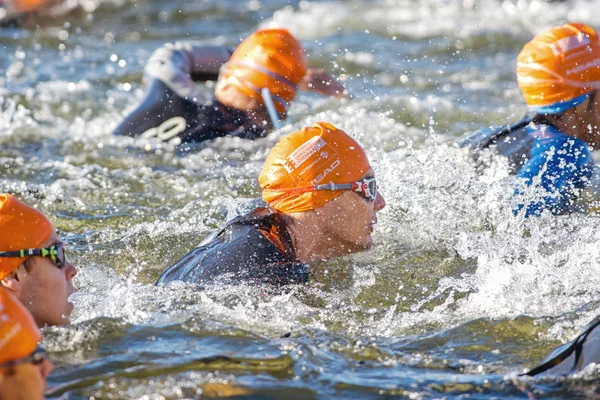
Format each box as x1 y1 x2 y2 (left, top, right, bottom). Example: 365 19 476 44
113 79 214 143
156 207 308 286
514 124 593 216
457 116 535 174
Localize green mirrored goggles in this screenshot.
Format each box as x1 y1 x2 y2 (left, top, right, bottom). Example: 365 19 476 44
0 244 66 269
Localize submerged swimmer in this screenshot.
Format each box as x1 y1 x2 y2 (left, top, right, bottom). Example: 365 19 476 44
0 194 78 327
157 122 386 286
0 287 53 400
113 28 345 145
459 23 600 217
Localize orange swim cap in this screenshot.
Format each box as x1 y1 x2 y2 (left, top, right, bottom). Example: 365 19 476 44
12 0 47 13
221 28 307 113
0 194 54 281
517 23 600 114
260 122 371 213
0 287 41 365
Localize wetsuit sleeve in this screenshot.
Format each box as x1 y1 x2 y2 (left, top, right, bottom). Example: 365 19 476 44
531 321 600 375
144 42 233 98
514 133 593 217
113 42 233 139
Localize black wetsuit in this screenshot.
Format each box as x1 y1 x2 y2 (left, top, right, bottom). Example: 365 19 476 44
113 42 266 144
156 207 309 286
523 315 600 376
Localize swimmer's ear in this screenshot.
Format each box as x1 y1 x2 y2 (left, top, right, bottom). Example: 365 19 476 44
1 265 27 295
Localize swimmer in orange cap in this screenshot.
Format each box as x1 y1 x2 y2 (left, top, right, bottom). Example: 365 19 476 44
113 28 346 145
459 23 600 216
0 193 78 327
157 122 386 285
0 287 53 400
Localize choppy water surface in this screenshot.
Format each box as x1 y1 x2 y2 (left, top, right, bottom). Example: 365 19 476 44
3 0 600 398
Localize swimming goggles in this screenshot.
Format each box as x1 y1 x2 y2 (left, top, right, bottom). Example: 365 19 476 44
315 177 378 201
0 346 49 370
269 177 378 202
0 244 66 269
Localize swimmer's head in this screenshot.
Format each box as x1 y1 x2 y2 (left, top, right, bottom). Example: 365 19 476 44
0 287 41 365
219 28 307 114
259 122 372 213
0 194 54 281
517 23 600 114
260 122 386 256
0 287 51 400
0 194 78 328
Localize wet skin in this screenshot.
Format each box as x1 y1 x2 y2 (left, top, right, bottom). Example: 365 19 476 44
1 231 77 327
0 357 53 400
314 168 386 255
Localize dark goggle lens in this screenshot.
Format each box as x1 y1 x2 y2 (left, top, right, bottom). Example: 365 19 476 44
50 245 66 268
361 178 378 200
30 347 49 365
0 346 48 370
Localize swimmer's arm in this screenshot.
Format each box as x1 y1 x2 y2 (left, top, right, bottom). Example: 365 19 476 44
144 42 233 99
298 68 347 98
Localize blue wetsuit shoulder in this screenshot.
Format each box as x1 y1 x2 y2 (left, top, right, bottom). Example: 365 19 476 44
514 124 593 216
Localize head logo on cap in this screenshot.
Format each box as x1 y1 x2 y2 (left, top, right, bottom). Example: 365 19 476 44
260 122 371 213
0 287 41 365
517 23 600 114
221 28 308 113
0 194 54 280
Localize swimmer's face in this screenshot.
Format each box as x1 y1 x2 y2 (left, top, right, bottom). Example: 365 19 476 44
317 168 386 254
0 354 53 400
214 78 287 128
2 231 78 327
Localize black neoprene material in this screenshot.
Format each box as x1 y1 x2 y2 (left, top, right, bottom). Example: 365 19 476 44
522 315 600 376
456 115 562 174
113 79 266 142
156 207 309 286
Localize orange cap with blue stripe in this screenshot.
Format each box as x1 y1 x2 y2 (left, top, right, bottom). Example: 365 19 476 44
517 23 600 114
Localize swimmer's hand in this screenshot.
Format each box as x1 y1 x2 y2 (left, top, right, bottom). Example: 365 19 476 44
299 68 348 98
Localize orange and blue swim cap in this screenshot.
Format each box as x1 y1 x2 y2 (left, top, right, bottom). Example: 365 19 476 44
259 122 371 213
221 28 308 114
517 23 600 115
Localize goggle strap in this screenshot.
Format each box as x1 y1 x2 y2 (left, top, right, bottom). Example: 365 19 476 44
265 178 377 202
228 60 299 91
